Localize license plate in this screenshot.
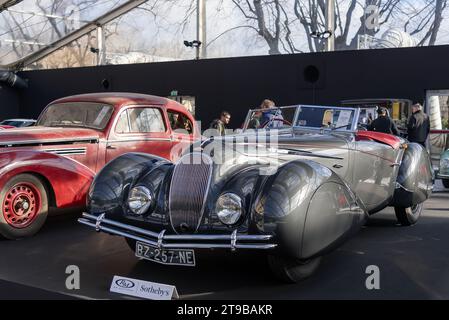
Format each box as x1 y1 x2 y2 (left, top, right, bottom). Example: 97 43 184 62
135 241 196 267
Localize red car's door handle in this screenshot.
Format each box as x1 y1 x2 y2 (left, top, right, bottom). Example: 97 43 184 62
106 145 117 150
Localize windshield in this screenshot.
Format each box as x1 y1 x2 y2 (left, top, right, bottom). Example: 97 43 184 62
342 100 411 130
37 102 113 130
0 120 34 127
244 106 297 130
295 106 356 131
243 105 357 131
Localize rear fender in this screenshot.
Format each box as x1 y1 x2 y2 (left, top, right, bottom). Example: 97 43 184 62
391 143 433 207
0 150 95 208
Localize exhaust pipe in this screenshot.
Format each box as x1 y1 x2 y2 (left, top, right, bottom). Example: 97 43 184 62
0 70 28 89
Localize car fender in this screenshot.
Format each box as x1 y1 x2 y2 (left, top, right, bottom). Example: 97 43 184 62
88 152 171 215
254 159 366 260
0 150 95 208
391 143 433 207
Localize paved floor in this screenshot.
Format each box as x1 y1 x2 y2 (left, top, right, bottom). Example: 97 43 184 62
0 181 448 300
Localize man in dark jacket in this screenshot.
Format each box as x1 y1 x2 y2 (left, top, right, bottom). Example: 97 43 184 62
209 111 231 136
368 107 399 135
407 103 430 147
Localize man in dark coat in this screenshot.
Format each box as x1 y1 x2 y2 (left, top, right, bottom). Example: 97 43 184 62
368 107 400 136
209 111 231 136
407 103 430 148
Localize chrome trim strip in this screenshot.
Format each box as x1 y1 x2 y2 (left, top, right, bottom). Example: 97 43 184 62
50 152 86 156
395 182 414 192
43 147 87 155
390 162 401 167
79 213 276 250
0 137 98 146
107 138 172 143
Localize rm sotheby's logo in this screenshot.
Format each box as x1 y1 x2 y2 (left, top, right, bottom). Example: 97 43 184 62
115 278 135 289
110 275 179 300
139 284 170 297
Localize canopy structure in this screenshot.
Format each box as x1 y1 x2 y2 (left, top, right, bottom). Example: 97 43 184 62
0 1 23 12
0 0 149 70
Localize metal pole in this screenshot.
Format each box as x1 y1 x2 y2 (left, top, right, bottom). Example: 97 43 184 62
97 26 106 65
6 8 87 23
197 0 206 59
325 0 335 52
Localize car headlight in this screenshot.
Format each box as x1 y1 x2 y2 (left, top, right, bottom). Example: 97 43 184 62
440 158 449 169
216 193 243 225
127 186 153 215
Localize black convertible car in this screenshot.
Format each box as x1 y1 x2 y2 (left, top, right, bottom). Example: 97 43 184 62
79 105 432 282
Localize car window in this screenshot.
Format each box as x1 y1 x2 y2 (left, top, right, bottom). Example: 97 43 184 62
115 111 130 134
128 107 166 133
37 102 113 129
167 111 193 134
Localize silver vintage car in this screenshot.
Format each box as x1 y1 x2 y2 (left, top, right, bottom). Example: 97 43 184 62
79 105 433 283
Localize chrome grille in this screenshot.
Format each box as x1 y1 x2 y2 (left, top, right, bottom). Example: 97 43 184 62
169 152 213 233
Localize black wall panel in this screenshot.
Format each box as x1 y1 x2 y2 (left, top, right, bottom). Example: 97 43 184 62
14 45 449 129
0 86 20 120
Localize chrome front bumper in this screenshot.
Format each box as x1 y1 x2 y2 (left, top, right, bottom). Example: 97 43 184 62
437 172 449 179
78 213 277 251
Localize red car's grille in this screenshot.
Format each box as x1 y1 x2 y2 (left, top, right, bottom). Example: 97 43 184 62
169 152 213 233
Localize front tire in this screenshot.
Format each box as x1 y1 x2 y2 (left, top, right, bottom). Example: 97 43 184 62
442 179 449 188
0 174 49 239
394 203 423 226
267 255 321 283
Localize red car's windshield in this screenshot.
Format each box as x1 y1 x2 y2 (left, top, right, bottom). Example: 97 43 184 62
37 102 113 130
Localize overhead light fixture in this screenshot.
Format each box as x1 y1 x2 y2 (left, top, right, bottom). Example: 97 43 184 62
310 30 333 39
183 40 202 48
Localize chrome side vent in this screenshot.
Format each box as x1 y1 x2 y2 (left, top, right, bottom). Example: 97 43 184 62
169 152 213 233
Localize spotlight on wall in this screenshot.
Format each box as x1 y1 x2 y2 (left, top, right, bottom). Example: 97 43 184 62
90 47 99 53
183 40 202 48
310 30 333 39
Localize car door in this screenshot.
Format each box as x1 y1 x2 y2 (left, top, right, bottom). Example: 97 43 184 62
353 140 400 211
166 109 196 162
106 106 173 163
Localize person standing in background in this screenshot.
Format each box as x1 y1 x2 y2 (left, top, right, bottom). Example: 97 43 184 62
368 107 400 135
407 103 430 148
259 99 276 125
209 111 231 136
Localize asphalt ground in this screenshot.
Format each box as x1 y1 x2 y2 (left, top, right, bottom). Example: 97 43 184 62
0 181 448 300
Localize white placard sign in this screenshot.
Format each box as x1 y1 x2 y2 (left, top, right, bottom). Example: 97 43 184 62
336 110 352 128
110 275 179 300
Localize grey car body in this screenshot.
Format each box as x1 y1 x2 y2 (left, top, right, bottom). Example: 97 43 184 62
437 148 449 188
79 105 433 282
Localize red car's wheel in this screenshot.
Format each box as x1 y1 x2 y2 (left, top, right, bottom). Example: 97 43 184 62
0 174 48 239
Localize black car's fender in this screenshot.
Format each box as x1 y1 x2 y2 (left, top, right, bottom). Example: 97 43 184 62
88 153 171 215
252 159 366 260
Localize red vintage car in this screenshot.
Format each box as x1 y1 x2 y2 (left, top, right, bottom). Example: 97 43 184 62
0 92 197 239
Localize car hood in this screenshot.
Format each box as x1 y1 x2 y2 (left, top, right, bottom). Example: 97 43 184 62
0 126 100 146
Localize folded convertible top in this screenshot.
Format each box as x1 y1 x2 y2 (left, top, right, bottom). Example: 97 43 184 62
355 131 402 149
